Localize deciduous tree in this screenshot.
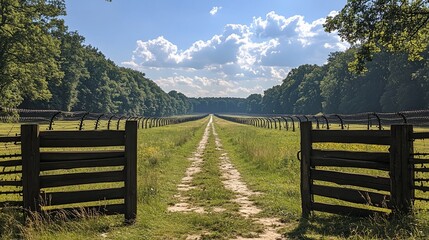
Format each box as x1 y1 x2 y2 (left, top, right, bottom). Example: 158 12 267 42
325 0 429 72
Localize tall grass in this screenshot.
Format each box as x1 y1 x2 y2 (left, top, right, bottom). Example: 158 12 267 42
213 117 429 239
1 116 428 239
0 118 209 239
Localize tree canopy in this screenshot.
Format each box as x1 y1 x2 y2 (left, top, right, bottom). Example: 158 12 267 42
325 0 429 71
0 0 65 106
1 0 192 116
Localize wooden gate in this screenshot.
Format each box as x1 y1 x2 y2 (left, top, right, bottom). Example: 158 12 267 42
3 120 138 223
300 122 413 217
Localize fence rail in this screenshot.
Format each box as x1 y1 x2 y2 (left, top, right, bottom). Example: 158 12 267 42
298 121 429 217
0 107 208 136
216 109 429 131
0 135 22 208
412 134 429 204
27 121 136 222
0 121 139 223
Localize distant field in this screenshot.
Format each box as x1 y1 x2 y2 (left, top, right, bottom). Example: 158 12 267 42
0 120 127 137
214 117 429 239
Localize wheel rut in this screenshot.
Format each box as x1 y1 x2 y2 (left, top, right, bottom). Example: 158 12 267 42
212 121 286 240
169 115 286 239
167 116 212 214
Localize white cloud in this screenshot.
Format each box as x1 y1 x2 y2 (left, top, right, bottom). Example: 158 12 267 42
210 6 222 16
328 10 339 17
131 36 184 67
122 11 349 97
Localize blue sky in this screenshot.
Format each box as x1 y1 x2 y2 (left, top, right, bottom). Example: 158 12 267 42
64 0 348 98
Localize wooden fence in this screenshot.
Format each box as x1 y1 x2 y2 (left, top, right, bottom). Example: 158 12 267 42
0 136 22 208
1 120 137 223
412 132 429 203
300 122 414 217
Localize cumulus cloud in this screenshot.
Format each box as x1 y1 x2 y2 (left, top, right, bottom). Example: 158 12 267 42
210 6 222 16
122 11 349 97
151 73 268 97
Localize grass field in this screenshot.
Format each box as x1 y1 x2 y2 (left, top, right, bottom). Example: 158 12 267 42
214 117 429 239
0 116 428 239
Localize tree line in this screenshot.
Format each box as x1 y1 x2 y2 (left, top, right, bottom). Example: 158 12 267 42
1 0 192 116
254 48 429 114
193 48 429 114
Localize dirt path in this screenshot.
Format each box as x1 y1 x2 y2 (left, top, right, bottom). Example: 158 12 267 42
167 116 213 214
212 122 286 240
169 115 286 239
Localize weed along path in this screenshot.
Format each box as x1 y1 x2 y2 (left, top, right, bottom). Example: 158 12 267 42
168 115 286 239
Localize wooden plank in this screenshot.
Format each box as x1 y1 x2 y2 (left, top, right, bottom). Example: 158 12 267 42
312 202 388 217
44 203 125 217
311 169 391 192
40 138 125 148
43 188 125 206
410 158 429 164
401 126 414 213
40 130 125 140
40 157 125 171
414 178 429 182
390 125 414 214
21 124 41 213
0 180 22 186
40 130 125 148
413 132 429 139
40 151 125 161
414 185 429 192
0 160 21 167
40 170 124 188
0 136 20 143
414 168 429 173
311 157 389 171
414 197 429 201
312 185 390 207
125 120 138 223
300 122 312 218
312 130 391 145
0 170 21 175
0 153 21 158
312 150 390 163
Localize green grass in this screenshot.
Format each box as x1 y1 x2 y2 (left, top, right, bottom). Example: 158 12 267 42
1 116 429 239
0 117 263 239
213 117 429 239
214 117 302 219
179 126 262 239
1 117 211 239
186 132 237 210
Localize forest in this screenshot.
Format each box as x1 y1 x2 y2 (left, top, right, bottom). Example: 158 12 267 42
1 0 192 116
191 47 429 114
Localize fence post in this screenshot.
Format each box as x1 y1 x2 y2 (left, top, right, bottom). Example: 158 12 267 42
390 125 413 214
79 112 89 131
48 111 61 130
21 124 41 214
124 120 137 223
300 121 312 218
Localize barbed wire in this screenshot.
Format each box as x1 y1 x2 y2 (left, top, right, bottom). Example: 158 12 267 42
215 109 429 131
0 107 208 136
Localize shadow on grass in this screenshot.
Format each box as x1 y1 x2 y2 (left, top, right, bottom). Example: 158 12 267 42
286 213 426 239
